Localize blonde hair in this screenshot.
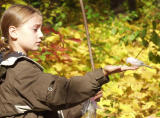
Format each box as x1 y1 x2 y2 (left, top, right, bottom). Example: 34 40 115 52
0 4 42 53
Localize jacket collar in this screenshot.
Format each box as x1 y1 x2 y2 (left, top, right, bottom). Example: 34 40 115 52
0 52 43 71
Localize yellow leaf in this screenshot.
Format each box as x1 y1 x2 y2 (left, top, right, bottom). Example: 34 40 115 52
52 63 63 71
74 32 81 39
13 0 27 5
119 103 133 113
142 101 156 110
45 35 59 42
2 4 12 9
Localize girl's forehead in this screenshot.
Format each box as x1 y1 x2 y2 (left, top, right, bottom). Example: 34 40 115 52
22 14 42 27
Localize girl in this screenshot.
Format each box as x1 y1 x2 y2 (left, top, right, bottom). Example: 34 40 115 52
0 4 137 118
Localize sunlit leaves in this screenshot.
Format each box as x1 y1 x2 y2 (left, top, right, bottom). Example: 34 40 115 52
28 18 160 117
24 0 160 117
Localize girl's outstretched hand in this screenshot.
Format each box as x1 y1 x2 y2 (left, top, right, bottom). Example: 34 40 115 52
103 65 138 75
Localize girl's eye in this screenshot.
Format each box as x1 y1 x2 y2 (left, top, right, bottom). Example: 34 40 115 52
33 29 38 32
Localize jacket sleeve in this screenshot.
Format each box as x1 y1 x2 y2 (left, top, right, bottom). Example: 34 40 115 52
12 60 109 110
62 104 83 118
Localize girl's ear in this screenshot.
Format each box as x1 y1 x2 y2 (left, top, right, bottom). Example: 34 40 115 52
8 26 18 40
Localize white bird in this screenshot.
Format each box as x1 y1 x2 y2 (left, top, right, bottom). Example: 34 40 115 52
126 57 152 68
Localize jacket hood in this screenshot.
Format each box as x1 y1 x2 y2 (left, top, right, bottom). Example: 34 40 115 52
0 52 43 70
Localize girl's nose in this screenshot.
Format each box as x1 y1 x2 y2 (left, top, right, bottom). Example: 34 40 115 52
39 30 44 39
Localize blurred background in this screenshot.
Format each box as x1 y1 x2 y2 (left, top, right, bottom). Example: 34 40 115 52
1 0 160 117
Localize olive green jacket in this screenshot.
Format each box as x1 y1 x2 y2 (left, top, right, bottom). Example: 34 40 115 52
0 52 109 118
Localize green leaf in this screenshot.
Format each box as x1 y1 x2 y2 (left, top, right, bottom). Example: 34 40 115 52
141 28 147 39
32 58 39 62
44 3 49 8
84 5 89 9
39 55 46 62
152 21 157 30
111 28 117 35
156 112 160 117
39 52 52 62
13 0 27 5
92 13 99 18
142 39 149 47
148 51 160 63
2 4 12 9
31 1 40 6
150 31 160 47
129 31 139 41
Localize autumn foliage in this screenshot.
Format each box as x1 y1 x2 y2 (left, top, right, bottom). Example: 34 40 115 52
1 0 160 117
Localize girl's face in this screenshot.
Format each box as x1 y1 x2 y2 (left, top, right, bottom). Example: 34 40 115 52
14 14 43 54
